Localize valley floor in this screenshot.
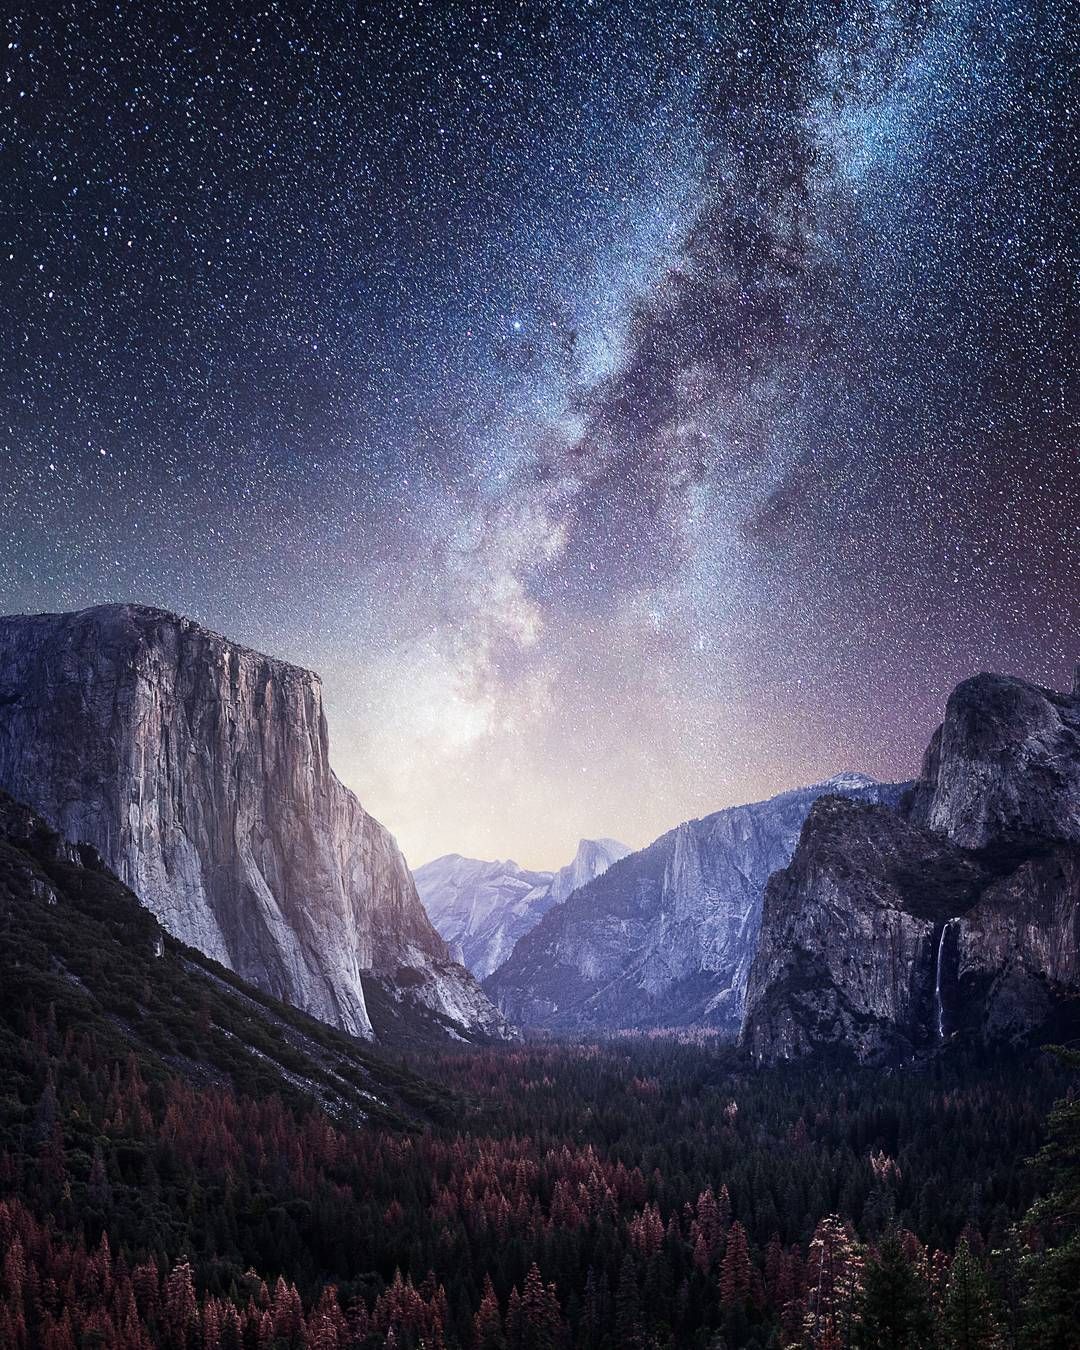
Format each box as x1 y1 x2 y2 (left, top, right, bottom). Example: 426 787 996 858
1 1033 1077 1348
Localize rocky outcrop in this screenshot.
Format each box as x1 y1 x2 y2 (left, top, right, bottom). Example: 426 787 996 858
485 775 904 1034
742 672 1080 1063
549 838 631 906
953 844 1080 1042
740 797 991 1063
414 838 628 981
0 789 449 1125
0 604 512 1044
414 856 553 978
905 673 1080 848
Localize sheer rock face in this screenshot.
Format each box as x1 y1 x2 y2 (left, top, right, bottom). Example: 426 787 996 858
0 604 512 1043
485 775 903 1034
415 838 628 981
955 844 1080 1041
905 673 1080 849
740 798 990 1063
742 672 1080 1063
549 838 631 906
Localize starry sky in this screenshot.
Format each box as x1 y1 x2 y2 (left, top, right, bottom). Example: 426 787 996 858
2 0 1076 870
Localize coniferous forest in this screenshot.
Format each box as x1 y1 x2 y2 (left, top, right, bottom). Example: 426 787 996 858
2 996 1079 1348
0 793 1076 1349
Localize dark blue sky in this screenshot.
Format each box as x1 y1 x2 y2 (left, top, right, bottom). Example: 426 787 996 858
2 0 1075 866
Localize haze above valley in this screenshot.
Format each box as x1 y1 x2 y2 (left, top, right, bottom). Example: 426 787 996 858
4 1 1074 872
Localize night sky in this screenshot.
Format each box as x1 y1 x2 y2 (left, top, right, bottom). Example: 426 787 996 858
2 1 1076 869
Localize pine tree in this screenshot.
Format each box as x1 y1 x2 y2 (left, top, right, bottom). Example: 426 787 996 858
271 1275 306 1348
942 1240 1002 1350
615 1253 644 1349
858 1231 932 1350
719 1220 751 1309
309 1286 346 1350
87 1142 112 1209
474 1275 507 1350
505 1287 524 1350
580 1266 602 1349
163 1259 197 1350
519 1262 562 1350
804 1215 864 1350
1022 1048 1080 1350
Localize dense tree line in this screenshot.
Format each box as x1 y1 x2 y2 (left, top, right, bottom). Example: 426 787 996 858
1 998 1078 1348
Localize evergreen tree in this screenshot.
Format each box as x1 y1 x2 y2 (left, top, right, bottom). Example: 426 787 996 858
615 1252 645 1349
719 1220 752 1309
519 1263 562 1350
942 1240 1002 1350
580 1265 603 1349
858 1231 932 1350
804 1215 864 1350
164 1259 198 1350
308 1286 345 1350
1022 1048 1080 1350
475 1274 507 1350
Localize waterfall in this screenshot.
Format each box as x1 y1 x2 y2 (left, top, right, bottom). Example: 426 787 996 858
934 919 958 1041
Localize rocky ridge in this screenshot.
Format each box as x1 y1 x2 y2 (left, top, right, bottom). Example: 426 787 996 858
414 837 629 980
485 774 904 1034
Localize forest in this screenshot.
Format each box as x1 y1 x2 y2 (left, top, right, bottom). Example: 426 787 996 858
1 786 1077 1349
1 1006 1078 1348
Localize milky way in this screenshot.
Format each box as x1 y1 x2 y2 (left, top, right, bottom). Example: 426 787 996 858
2 1 1076 868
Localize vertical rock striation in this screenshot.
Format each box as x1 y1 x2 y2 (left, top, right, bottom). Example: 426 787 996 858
741 672 1080 1063
0 604 512 1043
485 775 904 1034
740 797 990 1063
414 838 629 982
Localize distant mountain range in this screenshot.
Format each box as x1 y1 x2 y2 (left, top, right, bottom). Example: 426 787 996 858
484 773 906 1034
414 837 629 979
1 602 1075 1068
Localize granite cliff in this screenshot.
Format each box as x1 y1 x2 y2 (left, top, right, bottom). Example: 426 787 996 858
414 837 629 980
0 604 512 1044
741 672 1080 1063
0 788 450 1125
905 670 1080 848
485 775 903 1034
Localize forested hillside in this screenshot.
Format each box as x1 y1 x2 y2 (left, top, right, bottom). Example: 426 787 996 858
1 781 1077 1348
1 1019 1078 1345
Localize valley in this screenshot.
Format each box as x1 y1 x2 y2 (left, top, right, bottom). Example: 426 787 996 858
0 606 1077 1348
3 0 1073 1341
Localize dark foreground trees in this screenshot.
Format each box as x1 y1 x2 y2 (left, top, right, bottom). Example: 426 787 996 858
0 1028 1077 1348
1021 1047 1080 1350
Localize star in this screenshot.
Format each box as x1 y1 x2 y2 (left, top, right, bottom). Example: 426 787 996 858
0 0 1073 869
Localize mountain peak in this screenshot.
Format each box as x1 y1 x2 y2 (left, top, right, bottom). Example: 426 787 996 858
486 774 906 1035
416 837 630 981
742 666 1080 1063
576 836 630 857
551 837 631 906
